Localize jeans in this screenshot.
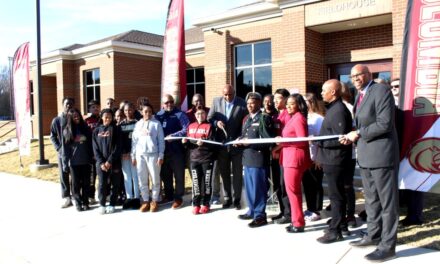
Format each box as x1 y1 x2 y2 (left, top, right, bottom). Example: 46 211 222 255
122 158 140 199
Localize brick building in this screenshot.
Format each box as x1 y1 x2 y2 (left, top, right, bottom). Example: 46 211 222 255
31 0 407 136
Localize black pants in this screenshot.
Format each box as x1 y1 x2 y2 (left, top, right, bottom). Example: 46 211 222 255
96 165 122 207
161 151 185 201
217 148 243 204
70 164 91 206
361 167 399 252
344 159 356 218
190 161 214 206
58 156 71 198
89 161 97 199
400 189 424 222
323 164 347 235
302 164 323 213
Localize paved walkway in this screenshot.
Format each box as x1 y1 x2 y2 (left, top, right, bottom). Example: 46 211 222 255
0 172 438 264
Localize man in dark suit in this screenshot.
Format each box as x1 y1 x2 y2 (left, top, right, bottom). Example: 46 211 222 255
316 80 353 243
341 64 399 262
207 84 248 209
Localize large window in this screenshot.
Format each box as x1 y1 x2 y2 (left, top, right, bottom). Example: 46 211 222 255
84 68 100 105
234 41 272 99
186 67 205 108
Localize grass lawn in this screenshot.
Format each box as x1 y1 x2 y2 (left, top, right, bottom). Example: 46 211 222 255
0 138 439 250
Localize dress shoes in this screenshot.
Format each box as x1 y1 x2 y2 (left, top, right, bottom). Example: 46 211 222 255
248 218 268 228
238 214 253 220
222 200 232 209
323 226 351 236
349 237 380 247
271 213 283 221
364 249 396 262
234 201 242 210
274 216 291 224
399 218 423 227
317 232 343 244
286 225 304 233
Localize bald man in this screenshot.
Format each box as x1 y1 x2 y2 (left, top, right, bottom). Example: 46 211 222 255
316 80 353 244
207 84 248 209
341 64 399 262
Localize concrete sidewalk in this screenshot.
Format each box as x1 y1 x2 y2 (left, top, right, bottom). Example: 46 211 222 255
0 172 438 264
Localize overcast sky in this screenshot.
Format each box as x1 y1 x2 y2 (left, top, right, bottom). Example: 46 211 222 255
0 0 252 66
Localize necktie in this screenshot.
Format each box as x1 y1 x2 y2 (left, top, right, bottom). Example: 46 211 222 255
357 92 364 108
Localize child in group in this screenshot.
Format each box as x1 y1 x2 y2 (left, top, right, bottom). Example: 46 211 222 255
183 107 216 214
92 109 122 214
85 100 101 205
131 104 165 212
120 102 141 210
62 108 93 212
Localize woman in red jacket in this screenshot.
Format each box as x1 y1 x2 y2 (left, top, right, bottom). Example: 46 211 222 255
278 94 311 233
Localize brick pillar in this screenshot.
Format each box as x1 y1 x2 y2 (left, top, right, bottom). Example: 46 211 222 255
392 0 408 79
56 61 77 113
275 6 307 94
204 29 230 104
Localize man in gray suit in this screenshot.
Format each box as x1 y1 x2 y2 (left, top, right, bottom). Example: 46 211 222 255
208 84 248 209
341 64 399 262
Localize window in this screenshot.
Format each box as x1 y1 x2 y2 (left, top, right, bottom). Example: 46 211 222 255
84 69 100 106
234 41 272 99
186 67 205 108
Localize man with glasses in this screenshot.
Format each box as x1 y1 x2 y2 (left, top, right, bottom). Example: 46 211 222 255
390 78 400 106
155 94 190 209
208 84 248 209
341 64 399 262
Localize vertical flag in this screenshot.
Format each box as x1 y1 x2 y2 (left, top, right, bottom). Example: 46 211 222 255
161 0 187 110
398 0 440 193
12 42 32 156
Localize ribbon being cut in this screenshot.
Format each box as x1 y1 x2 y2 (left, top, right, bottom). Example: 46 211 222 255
165 135 342 146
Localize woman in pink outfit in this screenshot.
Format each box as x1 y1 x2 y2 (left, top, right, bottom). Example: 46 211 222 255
279 94 311 233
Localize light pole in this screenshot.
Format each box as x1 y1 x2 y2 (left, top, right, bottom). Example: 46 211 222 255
8 56 14 120
35 0 48 165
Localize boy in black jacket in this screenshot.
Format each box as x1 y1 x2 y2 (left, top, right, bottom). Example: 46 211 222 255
92 109 122 214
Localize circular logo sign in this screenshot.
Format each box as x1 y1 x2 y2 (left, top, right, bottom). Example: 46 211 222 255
407 137 440 174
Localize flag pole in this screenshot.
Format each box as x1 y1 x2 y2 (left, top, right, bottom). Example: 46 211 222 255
35 0 48 165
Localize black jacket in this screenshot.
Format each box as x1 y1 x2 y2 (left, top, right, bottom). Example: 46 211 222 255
62 123 93 168
241 111 275 167
92 124 122 167
316 99 352 165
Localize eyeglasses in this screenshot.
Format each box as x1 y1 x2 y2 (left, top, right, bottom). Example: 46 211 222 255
223 93 233 96
391 85 399 88
350 72 365 79
163 101 174 104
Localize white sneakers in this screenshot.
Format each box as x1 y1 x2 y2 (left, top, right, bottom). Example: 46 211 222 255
304 210 321 222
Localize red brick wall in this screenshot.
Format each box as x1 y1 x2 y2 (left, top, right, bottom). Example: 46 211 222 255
324 24 393 64
31 76 57 136
392 0 408 79
305 28 326 91
113 52 162 111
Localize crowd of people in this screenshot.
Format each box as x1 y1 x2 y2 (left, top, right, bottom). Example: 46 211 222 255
50 64 420 263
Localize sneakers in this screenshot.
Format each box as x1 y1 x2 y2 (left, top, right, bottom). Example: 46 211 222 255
305 212 321 222
106 206 115 214
61 197 73 209
211 195 221 205
192 206 201 215
150 201 158 212
140 202 150 212
99 206 106 215
172 199 184 209
200 205 210 214
89 197 97 205
122 199 132 210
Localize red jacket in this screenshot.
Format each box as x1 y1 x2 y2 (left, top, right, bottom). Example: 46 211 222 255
186 121 215 162
280 112 311 169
